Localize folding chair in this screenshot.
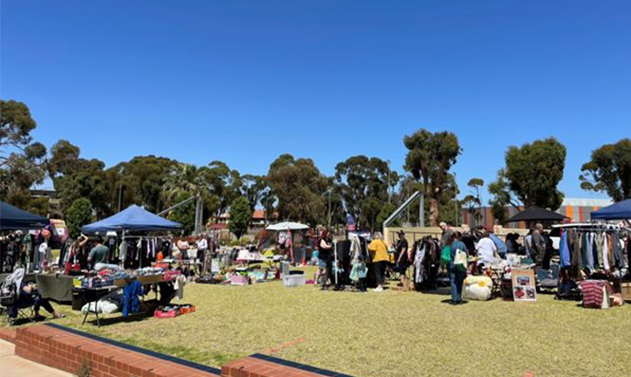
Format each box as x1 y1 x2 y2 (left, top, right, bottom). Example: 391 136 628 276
1 302 35 325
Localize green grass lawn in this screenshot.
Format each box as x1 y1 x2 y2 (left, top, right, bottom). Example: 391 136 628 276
12 273 631 377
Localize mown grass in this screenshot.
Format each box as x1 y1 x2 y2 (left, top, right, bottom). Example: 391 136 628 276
12 270 631 377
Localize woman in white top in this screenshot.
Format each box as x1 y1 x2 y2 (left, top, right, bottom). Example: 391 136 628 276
476 231 497 268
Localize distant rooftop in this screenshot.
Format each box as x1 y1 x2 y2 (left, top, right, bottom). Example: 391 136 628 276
561 198 613 207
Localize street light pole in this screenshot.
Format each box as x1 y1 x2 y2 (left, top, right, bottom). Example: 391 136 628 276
327 190 332 228
118 182 123 212
454 172 459 226
387 159 392 204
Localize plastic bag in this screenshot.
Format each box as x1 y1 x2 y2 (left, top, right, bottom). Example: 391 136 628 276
454 249 467 271
440 246 451 265
463 276 493 301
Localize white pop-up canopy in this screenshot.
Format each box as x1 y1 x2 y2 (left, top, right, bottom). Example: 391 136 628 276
266 222 309 231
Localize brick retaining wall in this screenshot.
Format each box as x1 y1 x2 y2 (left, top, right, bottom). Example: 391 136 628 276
9 324 352 377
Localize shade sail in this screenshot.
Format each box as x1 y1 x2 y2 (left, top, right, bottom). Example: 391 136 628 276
266 221 309 231
505 206 568 223
0 200 50 230
82 204 182 233
591 199 631 220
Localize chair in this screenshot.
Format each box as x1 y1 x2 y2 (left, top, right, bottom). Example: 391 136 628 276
1 290 35 326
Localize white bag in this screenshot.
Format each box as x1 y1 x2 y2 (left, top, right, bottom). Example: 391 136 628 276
463 276 493 301
454 249 467 270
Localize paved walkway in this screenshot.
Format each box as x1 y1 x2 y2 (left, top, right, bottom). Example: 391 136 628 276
0 339 73 377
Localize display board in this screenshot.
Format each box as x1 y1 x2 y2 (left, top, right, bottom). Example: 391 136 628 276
511 269 537 302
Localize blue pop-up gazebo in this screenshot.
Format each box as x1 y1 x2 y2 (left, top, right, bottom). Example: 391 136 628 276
0 200 50 230
82 204 182 233
591 199 631 220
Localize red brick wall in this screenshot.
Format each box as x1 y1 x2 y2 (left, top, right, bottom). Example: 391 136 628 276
14 325 217 377
12 325 344 377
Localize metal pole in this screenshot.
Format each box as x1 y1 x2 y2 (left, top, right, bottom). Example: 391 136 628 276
454 172 458 226
387 160 392 204
118 183 123 212
407 183 410 224
327 191 332 228
420 192 425 227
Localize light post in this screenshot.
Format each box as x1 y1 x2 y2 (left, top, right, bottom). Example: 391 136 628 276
454 172 459 226
326 190 332 228
117 166 125 212
387 159 392 204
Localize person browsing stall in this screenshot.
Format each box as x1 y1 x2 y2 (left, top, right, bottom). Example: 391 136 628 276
447 232 467 305
88 237 109 269
368 232 390 292
475 231 497 269
318 229 334 289
439 222 454 248
531 223 546 267
395 230 412 291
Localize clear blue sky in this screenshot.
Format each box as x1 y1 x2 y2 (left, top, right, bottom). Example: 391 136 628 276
2 1 630 204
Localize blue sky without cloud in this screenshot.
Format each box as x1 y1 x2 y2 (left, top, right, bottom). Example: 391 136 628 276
1 1 630 204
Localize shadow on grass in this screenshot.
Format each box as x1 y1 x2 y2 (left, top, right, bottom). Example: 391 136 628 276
440 299 470 305
82 311 154 327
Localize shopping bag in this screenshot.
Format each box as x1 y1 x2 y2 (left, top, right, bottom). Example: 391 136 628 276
454 249 467 271
440 246 451 265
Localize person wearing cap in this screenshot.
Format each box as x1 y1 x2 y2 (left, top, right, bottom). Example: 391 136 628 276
395 231 412 291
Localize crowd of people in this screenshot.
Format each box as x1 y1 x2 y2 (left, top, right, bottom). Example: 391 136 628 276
308 221 562 305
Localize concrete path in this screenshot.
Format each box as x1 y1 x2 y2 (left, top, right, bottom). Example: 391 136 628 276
0 339 73 377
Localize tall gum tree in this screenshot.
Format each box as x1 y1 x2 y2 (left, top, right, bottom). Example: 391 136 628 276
403 129 462 226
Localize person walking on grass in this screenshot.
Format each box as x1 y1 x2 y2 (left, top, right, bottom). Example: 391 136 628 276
318 229 333 290
368 232 390 292
447 232 467 305
395 230 412 291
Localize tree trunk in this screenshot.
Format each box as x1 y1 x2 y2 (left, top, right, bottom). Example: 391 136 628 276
428 197 440 226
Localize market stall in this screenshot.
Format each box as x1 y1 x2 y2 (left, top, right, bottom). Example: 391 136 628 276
73 205 185 324
0 201 51 274
265 222 309 265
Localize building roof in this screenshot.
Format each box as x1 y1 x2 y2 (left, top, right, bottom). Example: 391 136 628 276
561 198 613 207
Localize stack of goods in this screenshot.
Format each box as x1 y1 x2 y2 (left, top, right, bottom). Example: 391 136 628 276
153 303 196 318
578 279 624 309
163 269 182 281
79 269 128 288
137 267 165 276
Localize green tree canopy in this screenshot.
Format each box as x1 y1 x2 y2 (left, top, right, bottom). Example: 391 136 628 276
167 192 195 235
267 154 327 227
110 155 177 213
66 198 93 239
403 129 462 226
494 137 567 210
241 174 267 211
0 100 37 156
207 160 243 216
335 155 399 231
465 178 484 226
580 138 631 201
229 196 252 239
0 100 48 208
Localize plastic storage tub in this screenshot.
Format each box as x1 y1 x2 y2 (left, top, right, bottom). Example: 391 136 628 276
282 274 306 287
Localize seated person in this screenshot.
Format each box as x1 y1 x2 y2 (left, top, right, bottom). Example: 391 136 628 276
475 231 497 271
9 282 66 320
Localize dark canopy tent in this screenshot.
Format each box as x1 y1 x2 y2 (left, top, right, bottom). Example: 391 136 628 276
505 206 568 223
0 200 50 230
82 204 182 233
591 199 631 220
